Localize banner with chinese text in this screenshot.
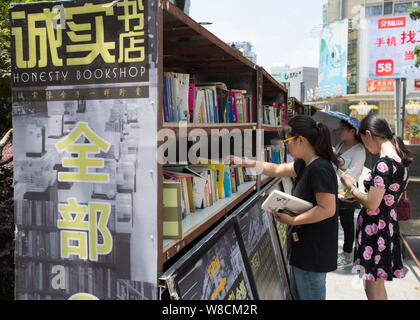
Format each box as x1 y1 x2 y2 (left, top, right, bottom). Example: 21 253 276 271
369 15 420 78
366 79 395 92
11 0 158 300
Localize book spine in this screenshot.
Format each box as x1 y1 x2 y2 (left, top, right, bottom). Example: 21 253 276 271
229 92 238 123
188 83 195 122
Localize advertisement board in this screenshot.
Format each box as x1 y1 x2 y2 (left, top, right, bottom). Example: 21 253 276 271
160 179 291 300
366 79 395 92
318 19 348 97
369 15 420 78
161 217 257 300
11 0 158 300
236 192 291 300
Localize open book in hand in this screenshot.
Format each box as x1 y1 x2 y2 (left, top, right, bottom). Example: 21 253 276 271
261 190 313 215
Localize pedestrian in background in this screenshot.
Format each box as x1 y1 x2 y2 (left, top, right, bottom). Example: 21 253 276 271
335 119 366 267
341 114 413 300
229 115 340 300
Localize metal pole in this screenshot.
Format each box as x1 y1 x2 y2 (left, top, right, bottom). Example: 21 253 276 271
401 78 407 139
395 78 401 136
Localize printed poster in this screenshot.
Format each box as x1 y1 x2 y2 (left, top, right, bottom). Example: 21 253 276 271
11 0 158 300
318 19 348 97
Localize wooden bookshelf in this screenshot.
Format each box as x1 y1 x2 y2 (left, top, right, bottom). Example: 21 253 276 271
261 124 282 132
157 1 322 274
162 180 256 263
158 1 264 271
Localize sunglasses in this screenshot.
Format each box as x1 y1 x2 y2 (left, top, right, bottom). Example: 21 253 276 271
283 136 297 144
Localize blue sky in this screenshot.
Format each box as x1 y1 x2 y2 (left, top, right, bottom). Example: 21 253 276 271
190 0 325 72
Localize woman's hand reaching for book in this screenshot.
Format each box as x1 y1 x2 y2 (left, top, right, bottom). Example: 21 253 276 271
224 155 255 168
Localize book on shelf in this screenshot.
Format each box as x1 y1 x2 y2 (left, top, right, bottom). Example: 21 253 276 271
163 179 183 239
163 75 252 124
264 145 282 164
162 161 256 226
263 102 281 126
163 72 190 122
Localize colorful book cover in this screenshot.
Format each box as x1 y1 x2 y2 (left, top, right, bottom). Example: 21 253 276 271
228 91 238 123
163 180 182 239
227 96 235 123
235 92 244 123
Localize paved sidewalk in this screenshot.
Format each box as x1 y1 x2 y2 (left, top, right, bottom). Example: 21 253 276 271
326 211 420 300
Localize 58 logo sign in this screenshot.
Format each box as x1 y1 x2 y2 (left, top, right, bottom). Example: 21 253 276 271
376 60 394 76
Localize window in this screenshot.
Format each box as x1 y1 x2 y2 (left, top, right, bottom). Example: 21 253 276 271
394 2 411 13
384 2 393 15
365 5 382 17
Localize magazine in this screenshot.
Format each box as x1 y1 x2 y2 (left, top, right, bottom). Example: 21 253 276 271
261 190 313 215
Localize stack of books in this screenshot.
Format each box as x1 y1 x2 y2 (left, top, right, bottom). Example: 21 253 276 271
163 73 252 123
264 145 283 164
263 102 285 126
162 160 256 239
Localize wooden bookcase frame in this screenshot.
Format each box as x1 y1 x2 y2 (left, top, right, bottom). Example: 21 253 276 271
157 1 288 274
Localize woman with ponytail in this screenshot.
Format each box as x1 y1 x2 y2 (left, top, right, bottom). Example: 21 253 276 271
341 114 413 300
229 115 340 300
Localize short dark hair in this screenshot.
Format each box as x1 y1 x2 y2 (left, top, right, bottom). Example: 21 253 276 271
340 120 362 143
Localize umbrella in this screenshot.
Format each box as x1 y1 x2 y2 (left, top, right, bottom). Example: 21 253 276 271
312 110 359 146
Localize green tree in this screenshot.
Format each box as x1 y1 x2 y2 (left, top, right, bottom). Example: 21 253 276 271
0 0 49 300
0 1 12 137
409 6 420 67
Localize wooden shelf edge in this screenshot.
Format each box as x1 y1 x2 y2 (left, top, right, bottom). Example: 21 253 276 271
261 124 282 132
162 181 257 263
261 68 287 94
163 1 258 72
260 175 274 188
161 122 258 136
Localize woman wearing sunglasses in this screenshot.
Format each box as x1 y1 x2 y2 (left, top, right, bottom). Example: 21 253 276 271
229 115 340 300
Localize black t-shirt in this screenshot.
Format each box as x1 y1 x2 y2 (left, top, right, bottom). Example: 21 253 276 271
289 158 338 273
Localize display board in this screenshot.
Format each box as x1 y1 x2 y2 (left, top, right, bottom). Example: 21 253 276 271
369 15 420 79
160 179 292 300
11 0 158 300
161 217 256 300
236 181 291 300
270 180 290 270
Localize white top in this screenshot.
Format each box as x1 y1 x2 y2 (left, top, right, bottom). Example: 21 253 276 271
335 142 366 181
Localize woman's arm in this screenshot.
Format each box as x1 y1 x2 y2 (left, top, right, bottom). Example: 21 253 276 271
228 155 297 178
273 192 336 226
341 173 385 211
348 186 384 212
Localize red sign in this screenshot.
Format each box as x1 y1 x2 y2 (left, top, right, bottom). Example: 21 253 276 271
366 79 395 92
378 17 406 29
376 59 394 76
415 79 420 90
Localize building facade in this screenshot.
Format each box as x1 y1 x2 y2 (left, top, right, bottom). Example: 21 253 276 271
272 66 319 103
312 0 420 143
228 42 257 64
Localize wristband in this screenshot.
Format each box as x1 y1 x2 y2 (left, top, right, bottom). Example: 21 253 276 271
349 186 357 195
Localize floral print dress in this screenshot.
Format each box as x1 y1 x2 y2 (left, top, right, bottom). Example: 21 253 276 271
353 155 408 281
